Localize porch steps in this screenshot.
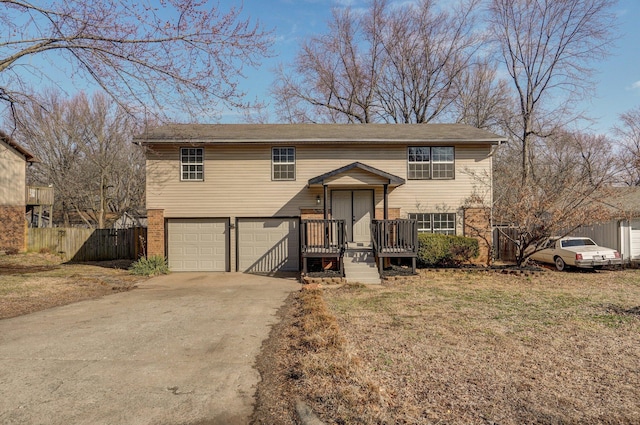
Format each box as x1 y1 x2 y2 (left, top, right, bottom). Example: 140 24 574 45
343 249 381 284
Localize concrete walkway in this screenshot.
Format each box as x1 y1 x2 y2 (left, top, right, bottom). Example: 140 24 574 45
0 272 299 425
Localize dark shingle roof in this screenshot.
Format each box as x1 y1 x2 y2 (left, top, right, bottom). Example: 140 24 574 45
136 123 506 145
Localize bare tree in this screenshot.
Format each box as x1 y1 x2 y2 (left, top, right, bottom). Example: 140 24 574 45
272 0 481 124
9 90 145 228
376 0 480 123
273 2 386 123
488 0 617 182
0 0 272 121
452 59 511 131
613 106 640 186
490 129 617 265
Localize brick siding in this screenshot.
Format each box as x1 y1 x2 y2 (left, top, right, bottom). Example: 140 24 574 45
0 205 26 252
146 209 165 258
464 207 492 265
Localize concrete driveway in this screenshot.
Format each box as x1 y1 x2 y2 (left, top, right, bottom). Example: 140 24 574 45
0 272 299 425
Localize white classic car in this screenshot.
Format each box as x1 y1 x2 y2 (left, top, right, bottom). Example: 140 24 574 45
529 237 622 271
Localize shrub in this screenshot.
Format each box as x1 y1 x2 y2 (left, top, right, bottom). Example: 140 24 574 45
129 255 170 276
417 233 479 267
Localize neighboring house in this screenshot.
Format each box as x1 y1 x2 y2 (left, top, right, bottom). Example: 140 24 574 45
113 210 148 229
0 131 37 252
137 124 505 275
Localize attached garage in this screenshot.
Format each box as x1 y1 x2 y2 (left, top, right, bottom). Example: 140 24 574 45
237 218 299 273
167 218 228 271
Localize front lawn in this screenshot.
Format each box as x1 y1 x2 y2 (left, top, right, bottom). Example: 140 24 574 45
0 253 146 319
253 269 640 424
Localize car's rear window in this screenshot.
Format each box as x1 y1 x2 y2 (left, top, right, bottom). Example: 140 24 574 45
561 239 596 247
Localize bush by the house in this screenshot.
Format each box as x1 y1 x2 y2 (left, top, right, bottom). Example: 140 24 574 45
417 233 479 267
129 255 169 276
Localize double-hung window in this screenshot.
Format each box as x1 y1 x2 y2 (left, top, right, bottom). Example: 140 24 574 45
408 213 456 235
180 147 203 181
272 147 295 180
408 147 454 179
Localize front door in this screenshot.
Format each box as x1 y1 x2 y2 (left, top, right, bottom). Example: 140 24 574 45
331 190 373 244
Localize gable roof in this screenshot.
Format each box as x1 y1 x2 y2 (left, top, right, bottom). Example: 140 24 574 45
308 162 406 187
0 130 37 163
136 123 506 145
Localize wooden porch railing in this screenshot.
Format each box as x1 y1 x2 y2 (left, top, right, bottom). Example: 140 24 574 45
26 186 54 205
371 219 418 273
301 219 346 275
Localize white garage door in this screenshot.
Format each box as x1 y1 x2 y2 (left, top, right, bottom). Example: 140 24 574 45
167 218 228 271
238 218 299 273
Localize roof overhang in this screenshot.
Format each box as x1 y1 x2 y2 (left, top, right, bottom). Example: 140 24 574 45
136 123 507 146
0 130 38 163
308 162 405 188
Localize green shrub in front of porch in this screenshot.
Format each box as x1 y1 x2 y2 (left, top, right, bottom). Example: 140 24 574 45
417 233 479 267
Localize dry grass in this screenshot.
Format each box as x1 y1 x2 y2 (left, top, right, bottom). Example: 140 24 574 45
0 253 147 319
253 268 640 424
252 287 389 424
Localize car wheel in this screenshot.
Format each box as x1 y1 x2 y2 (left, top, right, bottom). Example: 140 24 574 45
554 256 566 271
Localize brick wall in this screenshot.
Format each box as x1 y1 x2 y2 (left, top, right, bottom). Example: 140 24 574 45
0 205 26 252
374 208 400 220
464 207 492 265
300 208 326 220
146 209 165 258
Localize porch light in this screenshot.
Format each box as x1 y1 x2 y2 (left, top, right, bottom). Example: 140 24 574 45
316 195 321 205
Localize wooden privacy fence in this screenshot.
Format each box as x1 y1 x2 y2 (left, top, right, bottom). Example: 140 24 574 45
493 227 519 262
28 227 147 262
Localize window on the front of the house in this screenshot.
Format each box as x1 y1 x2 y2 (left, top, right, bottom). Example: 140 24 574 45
409 213 456 235
431 147 455 179
272 147 295 180
407 147 454 179
180 147 204 181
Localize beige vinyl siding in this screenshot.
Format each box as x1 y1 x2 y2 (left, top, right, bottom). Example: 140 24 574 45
147 143 493 264
0 140 26 206
147 143 492 217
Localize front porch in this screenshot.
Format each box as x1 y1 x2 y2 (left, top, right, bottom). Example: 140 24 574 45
301 218 418 278
301 161 418 281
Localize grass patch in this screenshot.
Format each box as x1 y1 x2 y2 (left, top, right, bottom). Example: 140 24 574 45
0 253 147 319
313 269 640 424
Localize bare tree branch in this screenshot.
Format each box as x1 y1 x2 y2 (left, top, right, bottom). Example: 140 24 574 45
488 0 617 182
0 0 273 121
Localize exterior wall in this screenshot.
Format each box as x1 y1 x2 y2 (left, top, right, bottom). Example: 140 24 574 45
147 209 165 257
300 208 325 220
0 140 27 206
146 143 492 219
0 205 25 252
146 142 493 269
463 207 492 265
375 208 400 220
1 140 27 252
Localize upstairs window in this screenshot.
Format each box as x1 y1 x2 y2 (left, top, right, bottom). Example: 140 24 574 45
431 147 455 179
272 147 295 180
408 146 454 179
408 213 456 235
407 147 430 179
181 147 203 181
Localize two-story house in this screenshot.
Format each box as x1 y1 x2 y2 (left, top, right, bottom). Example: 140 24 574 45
138 124 504 278
0 131 37 252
